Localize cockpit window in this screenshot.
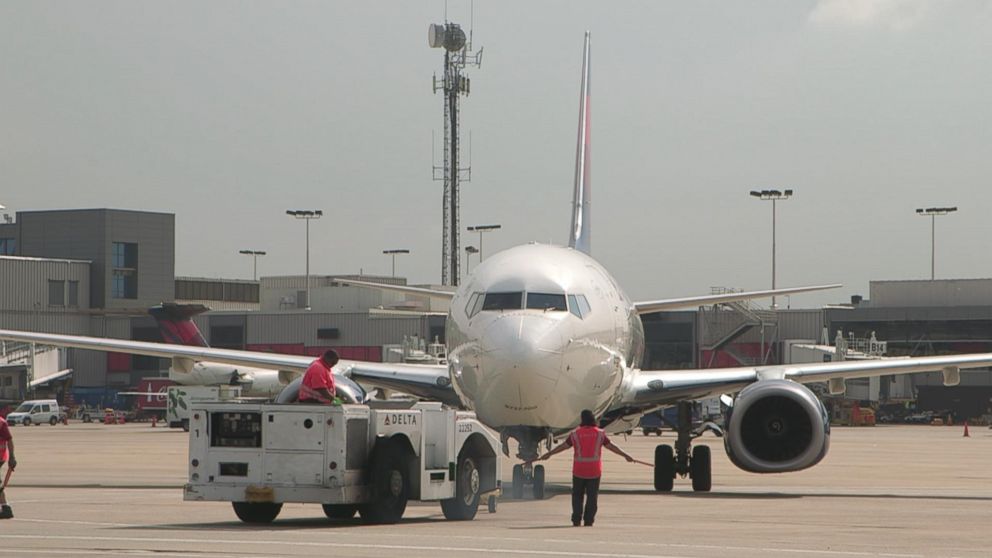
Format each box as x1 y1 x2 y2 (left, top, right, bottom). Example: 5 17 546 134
482 292 523 311
568 294 592 318
526 292 567 311
465 292 481 318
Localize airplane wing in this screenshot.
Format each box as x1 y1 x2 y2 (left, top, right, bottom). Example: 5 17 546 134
632 284 842 314
619 352 992 410
332 278 456 300
0 329 457 406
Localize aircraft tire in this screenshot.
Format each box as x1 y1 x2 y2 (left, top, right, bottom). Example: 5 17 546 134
441 449 482 520
511 464 524 499
690 445 712 492
359 438 411 524
232 502 282 523
654 444 675 492
322 504 357 519
532 464 546 500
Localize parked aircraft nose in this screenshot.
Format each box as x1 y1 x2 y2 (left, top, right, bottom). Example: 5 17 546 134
473 313 565 425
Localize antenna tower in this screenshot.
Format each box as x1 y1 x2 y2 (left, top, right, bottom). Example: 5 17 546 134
429 17 482 286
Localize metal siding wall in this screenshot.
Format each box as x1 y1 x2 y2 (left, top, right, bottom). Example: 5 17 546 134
0 257 90 312
871 279 992 308
777 310 825 340
722 310 824 344
105 210 175 310
13 209 175 310
244 313 428 347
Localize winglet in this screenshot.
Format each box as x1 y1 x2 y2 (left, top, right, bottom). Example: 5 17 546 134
569 31 592 255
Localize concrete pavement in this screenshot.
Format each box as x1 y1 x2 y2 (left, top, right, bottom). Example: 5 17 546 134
1 421 989 557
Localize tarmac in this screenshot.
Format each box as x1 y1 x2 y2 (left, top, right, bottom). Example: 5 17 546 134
1 420 990 558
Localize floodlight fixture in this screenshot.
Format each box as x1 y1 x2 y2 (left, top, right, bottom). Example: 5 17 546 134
238 250 267 281
467 224 501 262
286 209 323 310
749 187 795 308
464 245 479 273
916 205 959 279
383 249 411 277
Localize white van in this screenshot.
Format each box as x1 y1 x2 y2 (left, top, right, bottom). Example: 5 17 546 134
6 399 63 426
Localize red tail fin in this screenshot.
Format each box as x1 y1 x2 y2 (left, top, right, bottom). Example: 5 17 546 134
148 303 209 347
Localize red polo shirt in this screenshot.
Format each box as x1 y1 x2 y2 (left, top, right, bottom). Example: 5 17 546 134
299 358 335 403
0 417 11 463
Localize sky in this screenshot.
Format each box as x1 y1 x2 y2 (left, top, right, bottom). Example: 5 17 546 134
2 1 991 308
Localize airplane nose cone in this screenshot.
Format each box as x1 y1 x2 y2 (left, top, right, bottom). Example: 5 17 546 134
477 313 564 419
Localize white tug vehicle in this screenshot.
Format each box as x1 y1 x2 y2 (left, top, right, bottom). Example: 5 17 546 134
184 401 500 524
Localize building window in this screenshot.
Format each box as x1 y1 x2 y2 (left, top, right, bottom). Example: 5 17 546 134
0 238 14 255
49 280 65 306
112 242 138 299
67 280 79 307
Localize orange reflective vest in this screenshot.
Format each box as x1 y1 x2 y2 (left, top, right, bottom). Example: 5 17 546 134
569 426 607 479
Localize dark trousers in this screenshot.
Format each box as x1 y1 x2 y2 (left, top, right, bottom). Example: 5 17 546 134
571 475 601 525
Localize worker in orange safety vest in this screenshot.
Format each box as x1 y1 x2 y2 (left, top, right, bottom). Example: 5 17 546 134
298 349 339 404
534 409 636 526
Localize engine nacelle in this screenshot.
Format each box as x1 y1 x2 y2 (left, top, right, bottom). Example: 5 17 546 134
724 380 830 474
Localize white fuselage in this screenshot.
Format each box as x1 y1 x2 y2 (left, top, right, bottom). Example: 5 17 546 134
446 244 644 434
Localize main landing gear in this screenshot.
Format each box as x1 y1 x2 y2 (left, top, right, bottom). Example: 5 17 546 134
654 401 723 492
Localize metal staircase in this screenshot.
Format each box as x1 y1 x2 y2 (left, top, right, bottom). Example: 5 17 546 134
698 288 779 364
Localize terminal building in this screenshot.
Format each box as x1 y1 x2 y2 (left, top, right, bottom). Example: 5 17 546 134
0 209 443 405
2 207 991 419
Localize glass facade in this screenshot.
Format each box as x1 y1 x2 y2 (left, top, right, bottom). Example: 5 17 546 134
111 242 138 299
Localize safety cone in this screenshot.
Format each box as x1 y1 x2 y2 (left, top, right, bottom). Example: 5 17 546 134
963 421 970 437
151 416 157 428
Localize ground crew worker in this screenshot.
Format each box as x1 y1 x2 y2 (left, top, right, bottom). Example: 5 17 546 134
298 349 339 404
534 409 635 527
0 414 15 519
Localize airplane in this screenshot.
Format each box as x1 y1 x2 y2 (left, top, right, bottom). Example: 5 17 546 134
111 303 305 399
4 31 992 500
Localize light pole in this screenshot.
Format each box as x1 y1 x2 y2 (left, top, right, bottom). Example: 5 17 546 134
286 209 323 310
749 189 793 309
467 224 501 262
465 245 479 273
916 207 958 280
238 250 266 281
382 249 410 277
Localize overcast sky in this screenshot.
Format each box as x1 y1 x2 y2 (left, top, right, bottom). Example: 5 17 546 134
2 1 990 308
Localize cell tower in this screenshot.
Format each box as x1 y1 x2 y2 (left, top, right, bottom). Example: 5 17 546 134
429 20 482 286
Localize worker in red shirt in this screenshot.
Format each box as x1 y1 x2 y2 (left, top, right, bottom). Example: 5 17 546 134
535 409 635 527
0 415 16 519
298 349 339 404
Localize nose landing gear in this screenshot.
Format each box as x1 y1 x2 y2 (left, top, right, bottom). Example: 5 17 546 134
511 462 546 499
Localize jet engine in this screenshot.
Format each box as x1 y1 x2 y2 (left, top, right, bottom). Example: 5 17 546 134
723 380 829 473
